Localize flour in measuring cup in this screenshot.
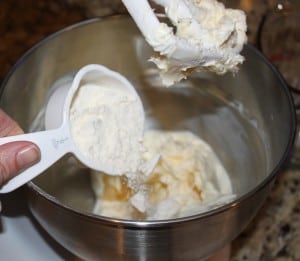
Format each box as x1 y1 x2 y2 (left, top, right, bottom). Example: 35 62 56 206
69 80 145 176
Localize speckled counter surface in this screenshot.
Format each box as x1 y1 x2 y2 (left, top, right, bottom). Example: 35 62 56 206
0 1 299 260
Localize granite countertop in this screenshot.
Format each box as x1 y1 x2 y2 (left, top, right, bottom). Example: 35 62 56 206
0 1 299 260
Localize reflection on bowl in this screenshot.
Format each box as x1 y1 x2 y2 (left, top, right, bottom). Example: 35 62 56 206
0 16 295 260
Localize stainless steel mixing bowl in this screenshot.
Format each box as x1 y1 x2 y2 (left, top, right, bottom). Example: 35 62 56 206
0 16 296 260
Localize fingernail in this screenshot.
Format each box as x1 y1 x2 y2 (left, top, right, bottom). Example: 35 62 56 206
16 145 41 171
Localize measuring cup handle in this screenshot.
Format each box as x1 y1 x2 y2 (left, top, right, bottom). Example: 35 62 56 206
0 128 72 193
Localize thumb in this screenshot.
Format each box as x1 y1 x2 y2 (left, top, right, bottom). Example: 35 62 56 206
0 141 41 186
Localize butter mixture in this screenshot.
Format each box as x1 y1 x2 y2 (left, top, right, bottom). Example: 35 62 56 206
92 130 235 220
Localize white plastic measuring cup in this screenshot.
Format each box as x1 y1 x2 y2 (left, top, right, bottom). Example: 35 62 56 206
0 64 144 193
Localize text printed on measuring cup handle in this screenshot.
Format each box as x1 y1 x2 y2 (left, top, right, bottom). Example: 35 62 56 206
51 136 70 149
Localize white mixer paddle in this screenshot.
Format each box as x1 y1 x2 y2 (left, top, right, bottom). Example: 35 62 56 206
121 0 247 86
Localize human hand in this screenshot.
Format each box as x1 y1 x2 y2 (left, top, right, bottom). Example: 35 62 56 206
0 109 41 187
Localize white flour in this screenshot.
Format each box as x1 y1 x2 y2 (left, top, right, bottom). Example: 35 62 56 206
69 79 145 176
